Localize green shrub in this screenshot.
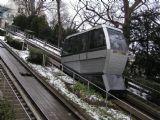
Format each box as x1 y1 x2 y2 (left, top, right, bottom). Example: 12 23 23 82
72 82 103 99
6 36 23 50
27 47 43 65
0 99 15 120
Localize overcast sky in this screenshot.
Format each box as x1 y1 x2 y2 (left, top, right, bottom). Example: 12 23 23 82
0 0 9 6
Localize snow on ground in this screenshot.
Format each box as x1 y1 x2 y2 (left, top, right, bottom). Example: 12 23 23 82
128 82 148 100
15 32 25 38
9 31 61 56
0 36 5 41
11 48 130 120
28 63 130 120
8 33 24 42
128 87 148 100
13 49 29 61
28 38 61 56
0 28 5 31
45 45 61 56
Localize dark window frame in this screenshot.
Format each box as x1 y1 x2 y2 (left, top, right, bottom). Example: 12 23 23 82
87 28 106 51
62 28 106 57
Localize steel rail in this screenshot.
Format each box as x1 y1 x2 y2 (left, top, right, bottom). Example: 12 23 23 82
0 40 85 120
0 69 32 120
126 77 160 94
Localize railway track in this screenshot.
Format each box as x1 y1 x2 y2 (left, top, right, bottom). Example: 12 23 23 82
0 61 36 120
4 29 160 120
0 39 84 120
113 92 160 120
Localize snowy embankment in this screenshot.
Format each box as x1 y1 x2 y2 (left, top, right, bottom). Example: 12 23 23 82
9 42 130 120
8 33 24 42
1 33 130 119
13 31 61 56
0 36 5 41
28 38 61 56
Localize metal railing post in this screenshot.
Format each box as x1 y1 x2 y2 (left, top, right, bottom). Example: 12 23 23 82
42 54 46 66
105 91 108 108
73 73 75 93
61 64 63 72
22 42 24 50
3 74 5 93
87 81 90 91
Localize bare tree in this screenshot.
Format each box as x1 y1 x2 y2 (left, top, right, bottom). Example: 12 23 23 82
49 0 70 47
13 0 54 16
55 0 62 48
73 0 159 40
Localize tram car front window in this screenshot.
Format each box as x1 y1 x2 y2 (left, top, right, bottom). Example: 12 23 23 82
107 28 128 53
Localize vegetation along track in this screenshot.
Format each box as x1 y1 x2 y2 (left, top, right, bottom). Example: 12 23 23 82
3 30 160 120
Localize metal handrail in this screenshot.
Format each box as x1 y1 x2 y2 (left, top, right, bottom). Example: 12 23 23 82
6 26 61 53
0 69 32 120
59 64 154 119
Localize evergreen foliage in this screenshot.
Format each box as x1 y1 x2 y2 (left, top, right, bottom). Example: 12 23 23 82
12 15 78 47
127 9 160 83
6 36 23 50
27 47 44 65
0 99 15 120
13 15 27 31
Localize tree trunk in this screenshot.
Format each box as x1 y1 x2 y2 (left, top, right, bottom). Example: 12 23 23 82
56 0 62 48
30 0 35 15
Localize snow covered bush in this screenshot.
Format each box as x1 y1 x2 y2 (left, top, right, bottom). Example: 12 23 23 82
27 47 44 65
6 36 23 50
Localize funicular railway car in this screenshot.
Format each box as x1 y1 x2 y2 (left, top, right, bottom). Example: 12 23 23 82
61 25 128 94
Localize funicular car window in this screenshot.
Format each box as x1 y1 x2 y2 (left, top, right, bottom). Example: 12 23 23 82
79 33 87 52
62 33 87 56
62 38 72 55
89 28 106 50
71 36 82 54
107 28 128 52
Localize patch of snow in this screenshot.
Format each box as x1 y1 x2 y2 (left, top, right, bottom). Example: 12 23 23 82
9 34 24 42
11 48 130 120
12 48 29 61
0 36 5 41
88 95 101 101
128 82 149 92
28 63 130 120
15 32 25 38
9 31 61 56
128 87 147 100
0 28 5 31
60 75 75 84
28 38 61 56
45 45 61 56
